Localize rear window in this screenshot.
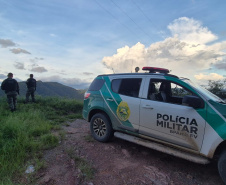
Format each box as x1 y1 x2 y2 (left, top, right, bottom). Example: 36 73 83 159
88 79 105 91
112 78 142 98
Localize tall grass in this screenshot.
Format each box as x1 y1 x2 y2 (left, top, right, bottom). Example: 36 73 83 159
0 96 83 183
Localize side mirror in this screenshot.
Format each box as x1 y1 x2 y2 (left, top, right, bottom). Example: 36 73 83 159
182 95 204 109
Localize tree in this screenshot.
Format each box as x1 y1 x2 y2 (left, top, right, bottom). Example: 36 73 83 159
207 80 226 99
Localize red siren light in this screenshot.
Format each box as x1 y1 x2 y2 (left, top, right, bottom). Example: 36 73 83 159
142 67 170 74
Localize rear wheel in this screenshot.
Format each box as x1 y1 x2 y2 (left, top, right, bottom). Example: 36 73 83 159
90 113 114 142
218 150 226 184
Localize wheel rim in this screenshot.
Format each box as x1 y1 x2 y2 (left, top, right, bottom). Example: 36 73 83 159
93 118 107 137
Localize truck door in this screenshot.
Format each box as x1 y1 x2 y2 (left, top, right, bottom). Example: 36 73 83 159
139 77 206 151
103 76 143 132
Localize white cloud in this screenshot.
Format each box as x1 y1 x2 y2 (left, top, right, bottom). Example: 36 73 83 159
0 74 6 79
50 33 57 37
213 60 226 70
102 42 148 73
83 72 94 76
0 39 16 48
35 57 44 60
29 58 43 63
167 17 217 44
10 48 31 54
194 73 224 81
14 62 25 70
102 17 226 80
31 66 48 73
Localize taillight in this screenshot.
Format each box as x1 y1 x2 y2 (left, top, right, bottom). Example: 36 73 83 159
84 92 91 99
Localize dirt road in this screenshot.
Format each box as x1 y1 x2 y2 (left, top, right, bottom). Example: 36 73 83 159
35 119 223 185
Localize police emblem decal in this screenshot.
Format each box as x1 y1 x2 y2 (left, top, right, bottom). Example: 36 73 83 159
116 101 130 121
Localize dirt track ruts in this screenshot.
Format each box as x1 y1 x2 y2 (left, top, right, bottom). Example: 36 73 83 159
33 119 224 185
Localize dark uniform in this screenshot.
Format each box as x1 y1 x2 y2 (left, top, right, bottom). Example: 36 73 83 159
26 74 36 103
1 73 19 112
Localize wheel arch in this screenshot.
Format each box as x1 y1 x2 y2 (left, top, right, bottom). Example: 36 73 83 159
214 140 226 158
88 109 111 124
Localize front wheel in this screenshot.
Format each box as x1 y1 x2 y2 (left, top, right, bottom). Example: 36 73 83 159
90 113 114 142
218 150 226 184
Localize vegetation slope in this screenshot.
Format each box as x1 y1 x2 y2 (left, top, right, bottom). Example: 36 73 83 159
0 97 83 184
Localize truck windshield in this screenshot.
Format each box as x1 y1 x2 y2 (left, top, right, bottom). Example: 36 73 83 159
183 79 225 103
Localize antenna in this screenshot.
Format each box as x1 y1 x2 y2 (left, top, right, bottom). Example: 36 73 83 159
111 68 115 74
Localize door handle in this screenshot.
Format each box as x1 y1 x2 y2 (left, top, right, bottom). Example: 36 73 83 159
143 105 154 109
106 98 114 101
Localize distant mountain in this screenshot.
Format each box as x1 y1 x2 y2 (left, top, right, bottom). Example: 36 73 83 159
0 81 86 100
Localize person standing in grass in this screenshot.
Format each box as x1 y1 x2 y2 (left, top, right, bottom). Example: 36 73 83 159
26 74 36 103
1 72 19 112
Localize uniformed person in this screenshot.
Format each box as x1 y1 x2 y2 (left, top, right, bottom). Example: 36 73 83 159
26 74 36 103
1 73 19 112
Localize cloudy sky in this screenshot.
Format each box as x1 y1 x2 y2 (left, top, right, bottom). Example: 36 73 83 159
0 0 226 89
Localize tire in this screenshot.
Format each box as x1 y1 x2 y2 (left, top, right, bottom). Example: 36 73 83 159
218 150 226 184
90 113 114 142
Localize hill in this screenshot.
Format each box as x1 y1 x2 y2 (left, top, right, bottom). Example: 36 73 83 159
0 81 86 100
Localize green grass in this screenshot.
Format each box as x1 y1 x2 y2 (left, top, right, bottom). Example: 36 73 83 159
84 134 95 142
0 96 83 184
66 148 95 181
74 156 95 180
40 133 59 149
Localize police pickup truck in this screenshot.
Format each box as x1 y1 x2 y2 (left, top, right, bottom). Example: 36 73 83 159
83 67 226 183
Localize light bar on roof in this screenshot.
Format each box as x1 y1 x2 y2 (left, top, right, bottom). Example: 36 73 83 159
142 67 170 74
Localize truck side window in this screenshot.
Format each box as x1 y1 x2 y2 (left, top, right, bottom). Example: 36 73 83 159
111 79 121 93
88 79 105 91
171 83 192 97
148 79 193 105
112 78 142 98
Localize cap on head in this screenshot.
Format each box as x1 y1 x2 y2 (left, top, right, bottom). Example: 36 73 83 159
30 74 33 78
8 73 13 77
